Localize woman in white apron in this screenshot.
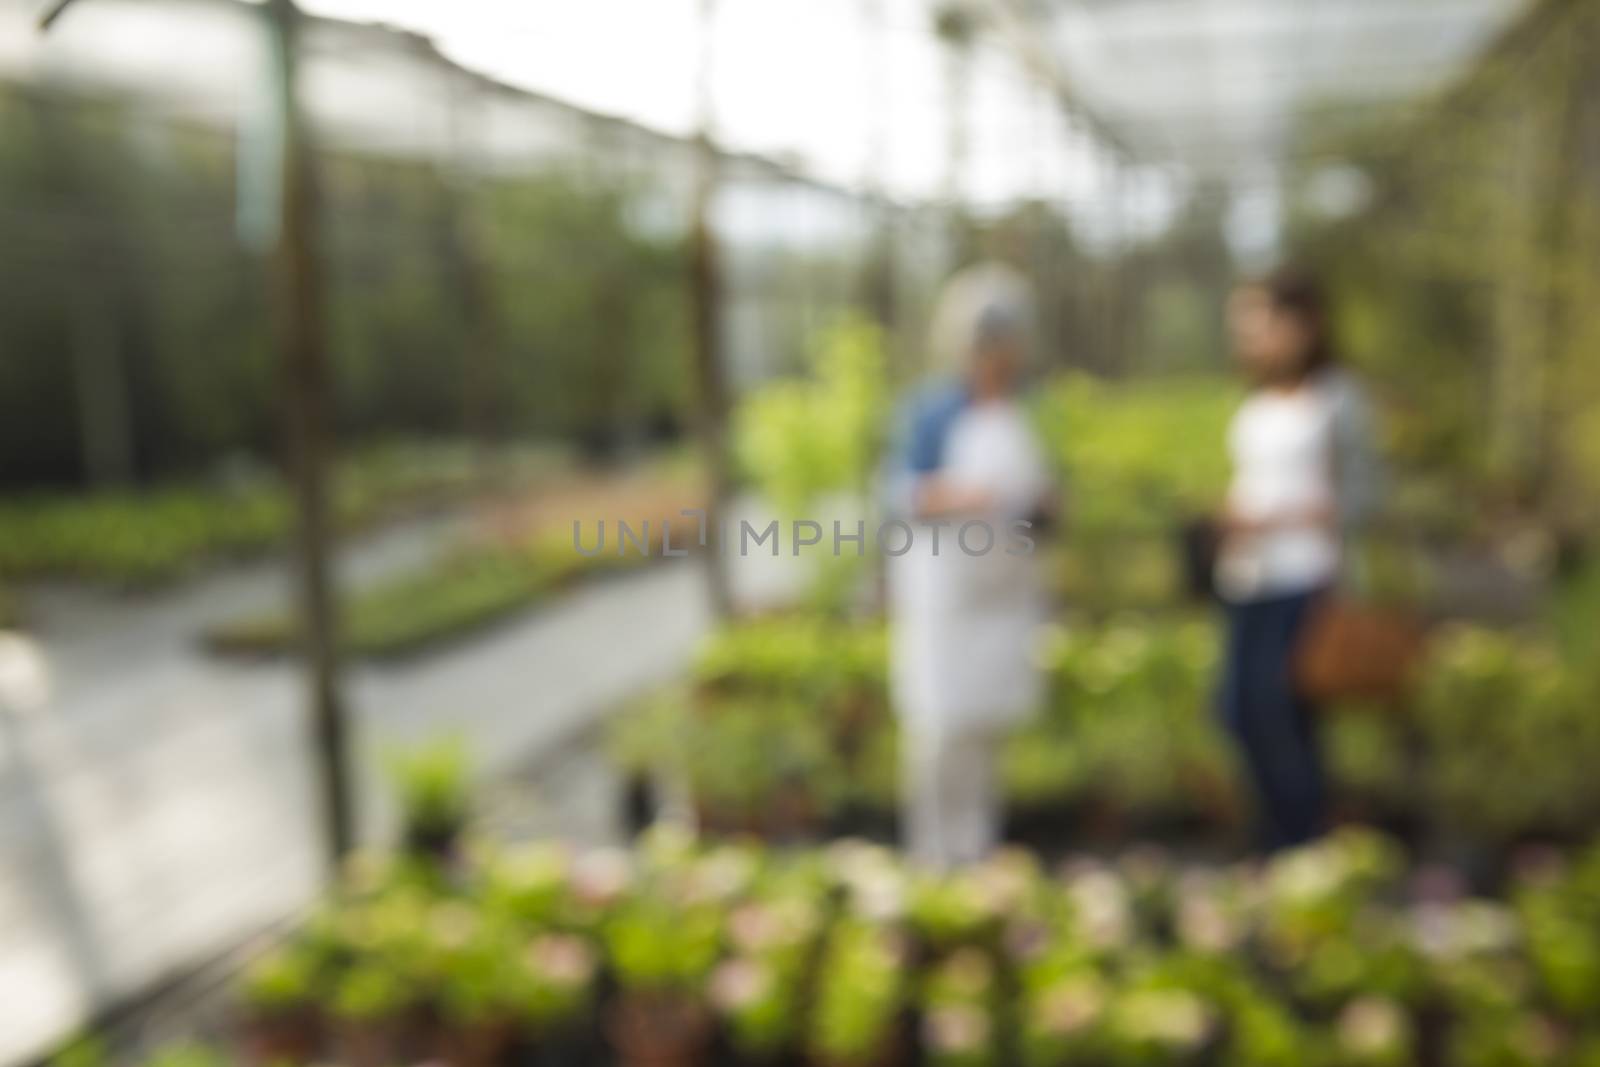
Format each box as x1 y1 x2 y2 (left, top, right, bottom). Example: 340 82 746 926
885 264 1052 870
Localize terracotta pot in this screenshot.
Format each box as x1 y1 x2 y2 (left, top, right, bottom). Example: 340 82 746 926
694 797 763 838
811 1028 904 1067
434 1018 514 1067
333 1018 404 1067
606 994 712 1067
238 1006 320 1066
767 783 820 841
404 820 464 867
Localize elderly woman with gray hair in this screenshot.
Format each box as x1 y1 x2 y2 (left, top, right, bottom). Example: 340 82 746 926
885 262 1054 870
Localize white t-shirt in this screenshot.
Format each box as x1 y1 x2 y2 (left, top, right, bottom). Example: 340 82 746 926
1217 385 1340 601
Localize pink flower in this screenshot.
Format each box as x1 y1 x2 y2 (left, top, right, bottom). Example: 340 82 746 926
429 902 479 949
571 848 633 906
924 1004 990 1054
525 934 596 988
710 958 773 1013
938 949 995 998
1336 997 1408 1056
1033 979 1105 1036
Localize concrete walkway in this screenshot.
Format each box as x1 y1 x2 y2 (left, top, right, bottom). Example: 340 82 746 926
0 505 811 1067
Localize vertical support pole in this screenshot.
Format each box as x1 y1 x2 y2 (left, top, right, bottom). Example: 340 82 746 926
690 0 734 620
445 70 498 479
267 0 353 868
860 0 898 350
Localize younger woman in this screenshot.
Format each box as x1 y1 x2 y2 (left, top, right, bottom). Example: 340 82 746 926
1216 267 1380 851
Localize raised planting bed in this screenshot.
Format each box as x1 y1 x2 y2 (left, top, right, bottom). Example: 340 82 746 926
204 472 705 661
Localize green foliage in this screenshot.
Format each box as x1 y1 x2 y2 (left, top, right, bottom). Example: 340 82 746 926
137 1046 228 1067
1033 373 1236 538
809 918 906 1064
331 964 411 1023
1006 618 1234 825
609 618 890 824
603 898 722 994
691 615 887 702
1515 847 1600 1021
1286 1 1600 529
0 84 693 486
919 949 1002 1067
239 945 321 1012
114 827 1600 1067
50 1036 108 1067
0 484 288 586
1416 626 1600 840
710 876 827 1056
0 442 505 586
617 604 1600 852
386 736 471 846
510 933 599 1030
734 315 889 512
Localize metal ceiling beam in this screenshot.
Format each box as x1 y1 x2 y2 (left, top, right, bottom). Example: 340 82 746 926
37 0 76 31
982 0 1136 161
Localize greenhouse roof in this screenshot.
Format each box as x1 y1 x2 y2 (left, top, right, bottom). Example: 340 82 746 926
1006 0 1529 175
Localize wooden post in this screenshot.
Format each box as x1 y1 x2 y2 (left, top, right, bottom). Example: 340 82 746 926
443 71 499 478
267 0 354 867
934 2 977 263
690 0 734 619
859 0 897 346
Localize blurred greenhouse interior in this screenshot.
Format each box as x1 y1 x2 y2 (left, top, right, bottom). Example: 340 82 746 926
3 0 1600 1064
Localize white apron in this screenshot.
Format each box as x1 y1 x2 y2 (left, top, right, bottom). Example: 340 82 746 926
890 401 1049 735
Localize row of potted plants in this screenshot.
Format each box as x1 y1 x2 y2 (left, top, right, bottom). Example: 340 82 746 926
118 826 1600 1067
203 465 705 661
202 531 656 661
608 612 1600 857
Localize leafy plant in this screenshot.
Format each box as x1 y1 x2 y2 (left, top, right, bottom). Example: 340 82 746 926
809 918 906 1065
239 945 322 1013
386 737 472 853
603 897 723 995
734 316 889 513
330 964 411 1024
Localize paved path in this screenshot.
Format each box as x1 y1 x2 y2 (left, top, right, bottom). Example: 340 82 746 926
0 504 811 1067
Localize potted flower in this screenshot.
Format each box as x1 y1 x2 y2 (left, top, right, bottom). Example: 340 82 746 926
426 902 518 1067
329 964 414 1067
827 840 909 925
509 933 600 1062
1060 861 1134 957
909 870 1007 953
711 882 826 1060
1221 993 1307 1067
1102 987 1216 1067
1332 996 1414 1067
809 919 908 1067
1020 972 1110 1067
387 737 472 864
235 944 323 1065
602 894 722 1067
709 955 794 1061
919 949 1001 1067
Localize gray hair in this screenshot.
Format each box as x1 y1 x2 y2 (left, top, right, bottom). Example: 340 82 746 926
927 262 1037 377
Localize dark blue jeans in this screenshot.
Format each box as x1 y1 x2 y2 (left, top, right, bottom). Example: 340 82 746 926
1218 587 1328 851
